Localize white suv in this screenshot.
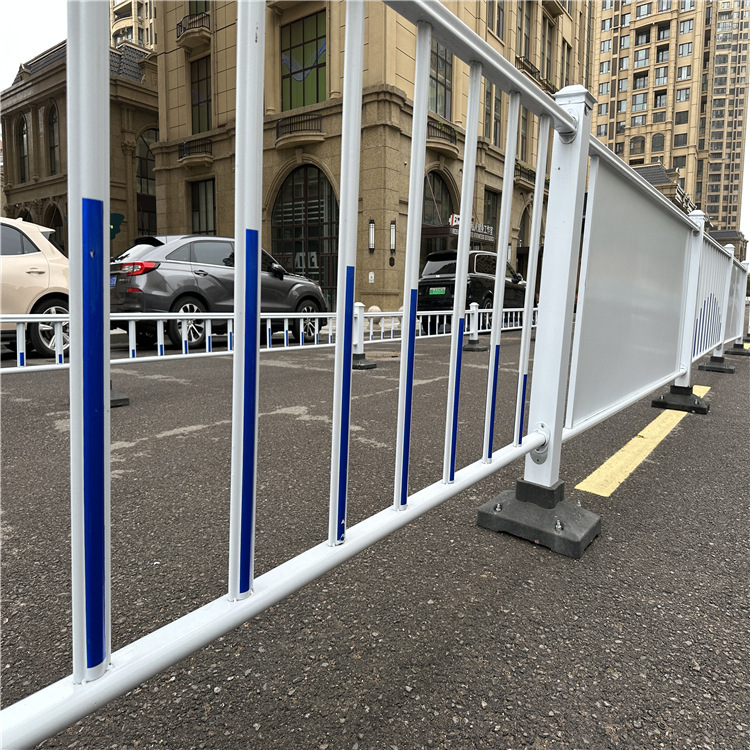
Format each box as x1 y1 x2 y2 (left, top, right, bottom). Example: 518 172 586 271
1 217 69 358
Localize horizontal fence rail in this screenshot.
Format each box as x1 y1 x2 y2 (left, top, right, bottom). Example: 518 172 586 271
2 1 748 748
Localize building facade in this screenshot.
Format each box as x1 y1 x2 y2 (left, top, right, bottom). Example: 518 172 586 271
153 0 593 310
591 0 749 239
111 0 158 50
1 42 159 257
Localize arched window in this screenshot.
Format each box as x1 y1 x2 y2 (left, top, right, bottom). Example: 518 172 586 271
48 105 60 175
45 205 66 255
630 136 645 155
18 117 29 183
136 128 159 234
271 165 339 307
651 133 664 153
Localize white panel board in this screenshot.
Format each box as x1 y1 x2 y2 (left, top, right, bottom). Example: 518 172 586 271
566 158 692 431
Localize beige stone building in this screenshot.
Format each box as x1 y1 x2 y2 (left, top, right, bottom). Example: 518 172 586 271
111 0 158 49
591 0 749 242
1 42 159 257
153 0 594 309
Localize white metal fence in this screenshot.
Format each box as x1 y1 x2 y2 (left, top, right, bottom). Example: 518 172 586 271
2 1 748 747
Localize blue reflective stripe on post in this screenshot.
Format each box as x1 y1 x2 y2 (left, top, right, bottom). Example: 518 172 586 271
239 228 259 593
81 197 106 669
518 373 528 445
399 289 418 507
448 317 465 481
487 344 500 458
336 266 356 541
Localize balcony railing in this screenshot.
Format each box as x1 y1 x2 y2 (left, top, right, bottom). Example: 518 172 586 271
178 138 212 160
177 12 211 38
515 56 541 81
426 119 457 145
276 113 323 139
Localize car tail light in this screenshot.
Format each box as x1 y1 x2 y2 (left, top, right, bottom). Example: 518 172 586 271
121 261 159 276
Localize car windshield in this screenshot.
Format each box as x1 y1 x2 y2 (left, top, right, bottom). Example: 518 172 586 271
421 255 458 276
112 244 161 262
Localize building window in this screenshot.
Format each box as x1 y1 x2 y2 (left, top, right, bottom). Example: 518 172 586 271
561 42 571 87
281 10 327 112
484 188 500 235
190 56 211 133
429 40 453 120
620 56 630 70
519 107 529 162
632 92 648 111
600 60 611 75
652 133 665 151
599 81 611 96
673 156 687 168
622 12 632 26
497 1 505 39
630 136 645 153
597 124 608 136
678 42 693 56
675 110 689 124
617 98 627 113
657 24 670 40
517 0 532 58
48 105 60 176
676 87 690 101
601 39 612 54
654 90 667 107
653 111 666 122
634 49 649 68
603 0 613 9
656 45 669 63
541 17 554 80
493 88 502 146
677 65 691 80
635 29 650 46
658 0 672 11
674 133 688 146
634 72 649 89
636 3 652 19
191 179 215 235
598 102 609 116
655 66 668 85
17 116 29 183
631 114 647 126
680 0 695 10
616 120 626 134
680 19 694 34
271 164 339 308
618 78 628 92
602 18 612 31
136 128 158 235
620 34 630 49
615 141 625 154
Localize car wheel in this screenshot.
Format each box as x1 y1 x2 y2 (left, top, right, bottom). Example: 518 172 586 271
293 300 320 342
167 296 207 348
29 296 70 358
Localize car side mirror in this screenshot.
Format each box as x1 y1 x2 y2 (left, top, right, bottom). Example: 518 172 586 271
271 262 285 279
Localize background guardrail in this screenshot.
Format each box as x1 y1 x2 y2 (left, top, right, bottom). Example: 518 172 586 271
2 1 748 747
0 306 536 373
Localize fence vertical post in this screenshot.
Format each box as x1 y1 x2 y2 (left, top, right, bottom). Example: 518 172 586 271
651 210 710 413
67 0 112 682
328 0 366 545
228 0 265 600
477 85 600 559
698 244 737 374
463 302 488 352
352 302 376 370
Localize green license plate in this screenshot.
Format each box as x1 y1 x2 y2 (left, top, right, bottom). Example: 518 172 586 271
428 287 446 295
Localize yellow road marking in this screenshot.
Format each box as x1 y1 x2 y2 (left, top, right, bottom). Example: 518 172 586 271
575 386 711 498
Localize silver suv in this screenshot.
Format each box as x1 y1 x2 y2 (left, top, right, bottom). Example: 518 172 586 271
110 236 328 347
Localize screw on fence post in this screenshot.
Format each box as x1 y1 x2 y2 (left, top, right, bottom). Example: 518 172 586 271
477 85 600 560
352 302 376 370
463 302 488 352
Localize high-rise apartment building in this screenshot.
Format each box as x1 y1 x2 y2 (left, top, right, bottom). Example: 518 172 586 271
152 0 593 310
111 0 157 49
592 0 749 234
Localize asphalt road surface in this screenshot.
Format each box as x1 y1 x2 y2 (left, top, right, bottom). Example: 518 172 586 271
1 331 748 749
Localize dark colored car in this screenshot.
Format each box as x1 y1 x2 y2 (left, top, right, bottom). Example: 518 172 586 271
417 250 525 327
110 236 328 347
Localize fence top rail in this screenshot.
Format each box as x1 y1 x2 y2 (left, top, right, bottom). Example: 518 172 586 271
382 0 577 136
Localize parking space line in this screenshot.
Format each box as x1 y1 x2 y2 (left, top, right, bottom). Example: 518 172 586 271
575 386 711 498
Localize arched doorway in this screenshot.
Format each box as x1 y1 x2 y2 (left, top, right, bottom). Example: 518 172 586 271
136 128 158 235
44 204 66 255
271 165 339 308
419 171 455 271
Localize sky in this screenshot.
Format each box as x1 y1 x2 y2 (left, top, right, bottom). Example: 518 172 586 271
2 1 749 242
